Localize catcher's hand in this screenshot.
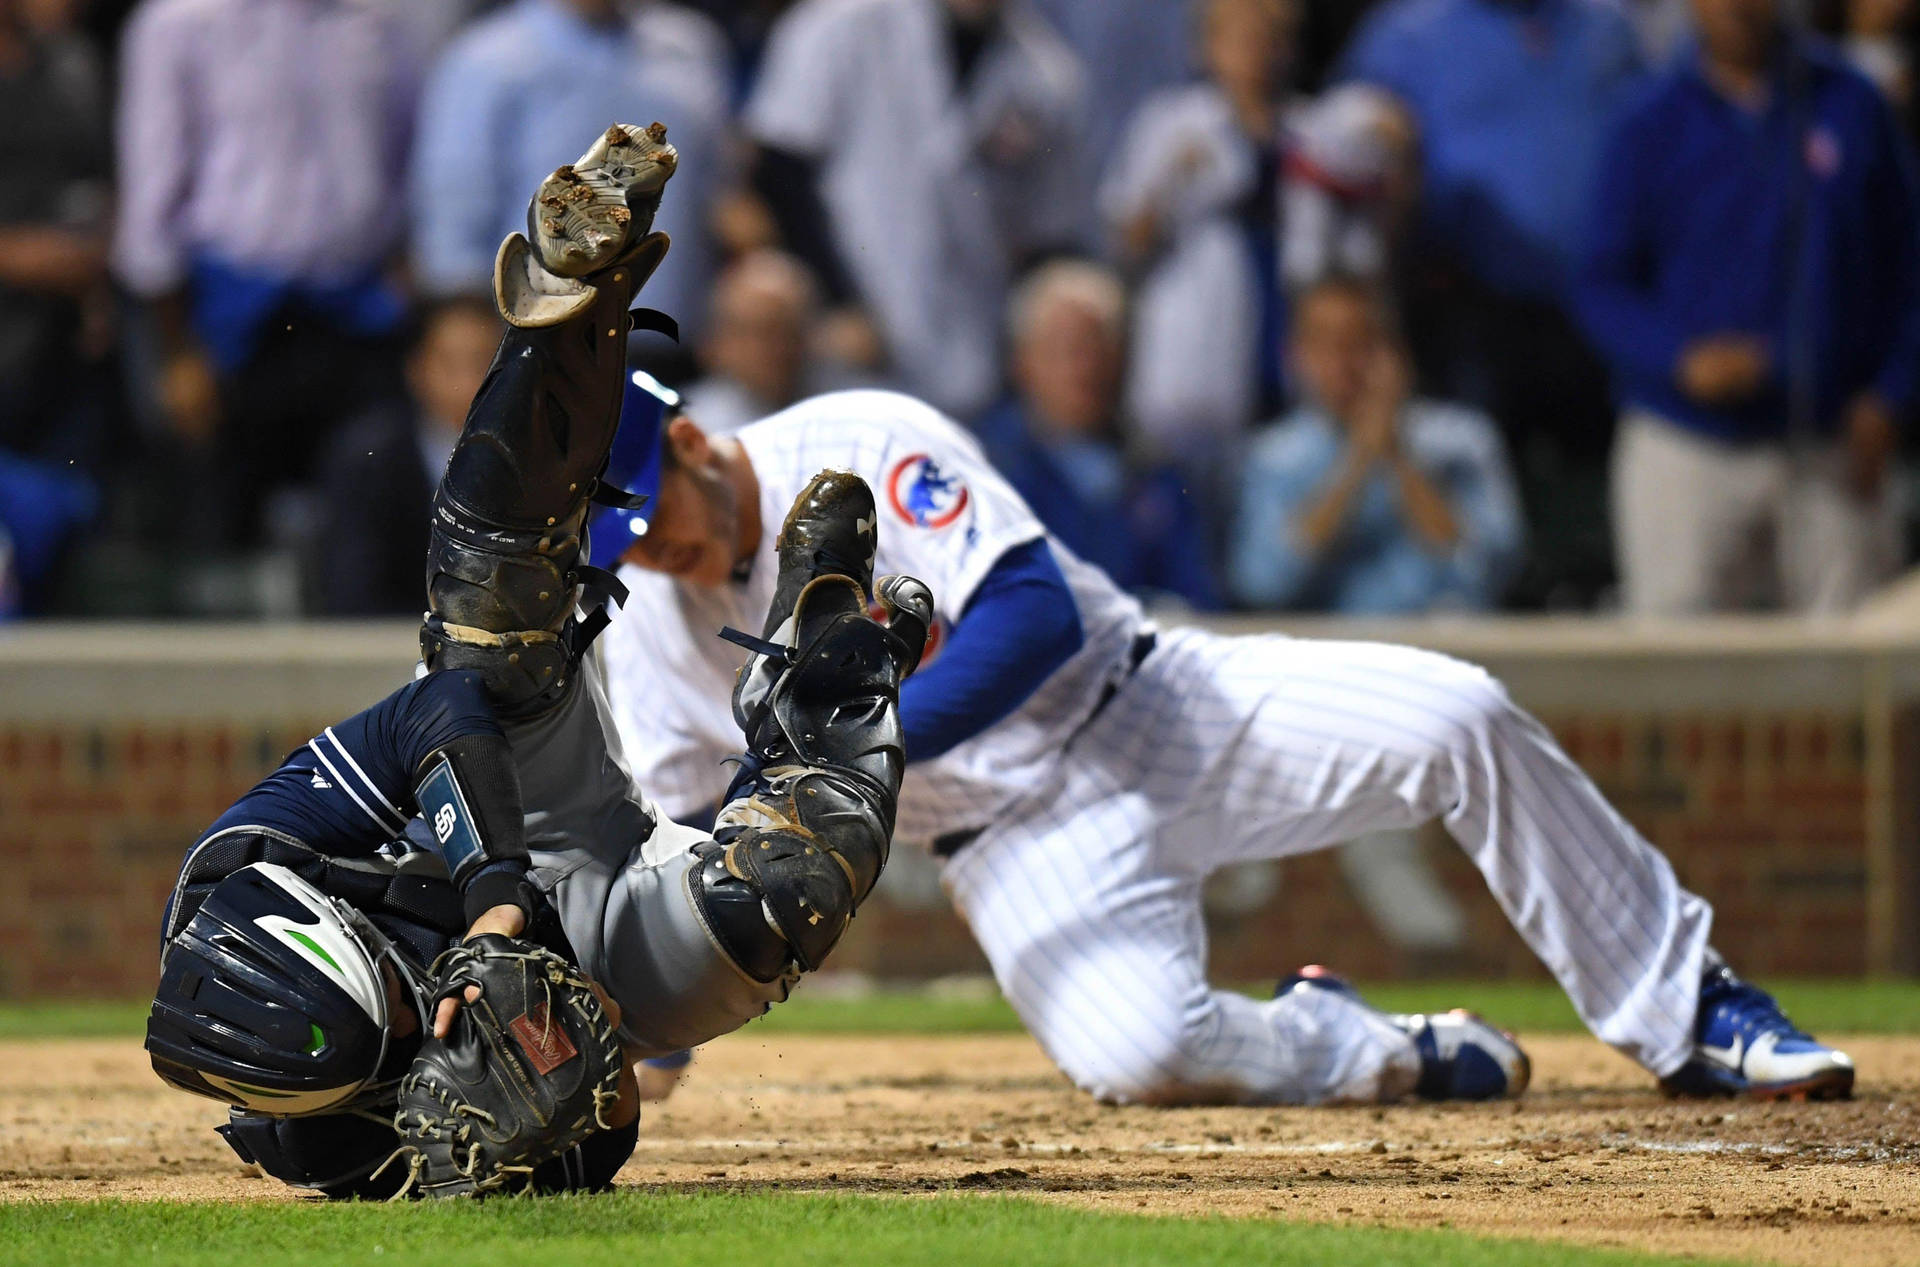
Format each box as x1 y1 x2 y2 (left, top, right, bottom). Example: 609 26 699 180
393 935 624 1197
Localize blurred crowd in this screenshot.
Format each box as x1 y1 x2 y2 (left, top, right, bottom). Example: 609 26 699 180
2 0 1918 620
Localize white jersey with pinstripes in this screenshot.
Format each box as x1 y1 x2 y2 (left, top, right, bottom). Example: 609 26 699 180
600 390 1145 846
600 389 1716 1108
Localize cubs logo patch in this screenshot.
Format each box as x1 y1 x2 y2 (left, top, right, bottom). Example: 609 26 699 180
508 1003 579 1075
886 454 969 529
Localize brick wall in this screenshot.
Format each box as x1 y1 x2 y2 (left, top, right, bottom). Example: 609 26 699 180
1196 710 1877 985
0 705 1895 997
0 720 328 996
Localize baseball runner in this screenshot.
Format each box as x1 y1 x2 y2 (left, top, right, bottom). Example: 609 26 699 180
142 123 933 1197
596 384 1858 1108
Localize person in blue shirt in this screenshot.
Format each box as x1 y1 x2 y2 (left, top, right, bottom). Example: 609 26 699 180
1577 0 1920 612
409 0 732 344
0 451 95 618
1231 274 1524 613
1340 0 1644 303
973 260 1223 610
1340 0 1643 606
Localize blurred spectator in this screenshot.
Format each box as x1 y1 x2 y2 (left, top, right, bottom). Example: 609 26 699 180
974 260 1222 609
113 0 419 547
682 250 845 435
1102 0 1297 466
1296 0 1385 89
1840 0 1915 116
0 453 97 618
1624 0 1696 68
1341 0 1642 307
1341 0 1644 607
743 0 1090 420
308 298 500 616
0 0 112 468
369 0 507 62
678 0 807 102
1280 83 1416 290
1578 0 1920 613
1028 0 1194 169
411 0 732 351
1231 275 1523 613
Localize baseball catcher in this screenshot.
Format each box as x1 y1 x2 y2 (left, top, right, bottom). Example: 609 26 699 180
144 122 933 1197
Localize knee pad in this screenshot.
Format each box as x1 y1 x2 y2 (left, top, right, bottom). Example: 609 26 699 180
690 757 897 981
686 820 862 981
691 569 926 981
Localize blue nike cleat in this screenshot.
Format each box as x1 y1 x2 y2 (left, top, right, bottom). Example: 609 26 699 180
1276 965 1531 1101
1659 963 1854 1101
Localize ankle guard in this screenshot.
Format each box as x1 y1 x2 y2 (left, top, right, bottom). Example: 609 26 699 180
691 570 932 979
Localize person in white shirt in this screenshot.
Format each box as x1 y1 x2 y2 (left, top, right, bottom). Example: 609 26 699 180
589 381 1855 1107
1103 0 1408 472
741 0 1090 419
410 0 732 339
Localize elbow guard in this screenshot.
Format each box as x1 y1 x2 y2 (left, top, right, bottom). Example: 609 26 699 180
413 732 539 925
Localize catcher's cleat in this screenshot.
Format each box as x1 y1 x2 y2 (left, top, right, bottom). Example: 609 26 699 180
770 468 880 617
1277 965 1531 1102
530 122 677 277
1658 962 1854 1101
495 121 677 329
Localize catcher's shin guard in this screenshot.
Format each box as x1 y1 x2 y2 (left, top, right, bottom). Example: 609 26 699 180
422 124 679 717
690 472 933 982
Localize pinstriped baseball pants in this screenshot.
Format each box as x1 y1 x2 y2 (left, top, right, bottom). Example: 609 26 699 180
940 628 1712 1105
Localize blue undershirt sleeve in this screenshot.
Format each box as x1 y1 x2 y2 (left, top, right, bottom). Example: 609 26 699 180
898 538 1083 763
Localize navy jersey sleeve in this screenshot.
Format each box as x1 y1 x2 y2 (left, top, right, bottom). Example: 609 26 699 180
199 671 503 857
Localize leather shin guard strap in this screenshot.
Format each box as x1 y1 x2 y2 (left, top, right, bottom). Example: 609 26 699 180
764 608 908 825
422 253 654 715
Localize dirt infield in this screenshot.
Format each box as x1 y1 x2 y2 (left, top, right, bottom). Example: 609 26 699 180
5 1031 1917 1266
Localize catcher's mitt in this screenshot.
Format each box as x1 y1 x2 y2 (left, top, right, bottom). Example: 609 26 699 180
391 935 623 1197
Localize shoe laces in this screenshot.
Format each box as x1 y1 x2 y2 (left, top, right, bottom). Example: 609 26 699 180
1699 968 1812 1046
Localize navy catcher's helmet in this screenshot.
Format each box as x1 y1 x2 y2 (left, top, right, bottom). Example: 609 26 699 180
587 370 679 568
146 863 425 1115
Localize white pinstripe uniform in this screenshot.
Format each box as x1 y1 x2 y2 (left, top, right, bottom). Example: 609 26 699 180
601 390 1715 1105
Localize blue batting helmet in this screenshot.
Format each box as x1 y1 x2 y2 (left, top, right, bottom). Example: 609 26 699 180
588 370 679 568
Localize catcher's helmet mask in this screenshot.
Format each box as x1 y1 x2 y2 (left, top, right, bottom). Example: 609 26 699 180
147 863 436 1116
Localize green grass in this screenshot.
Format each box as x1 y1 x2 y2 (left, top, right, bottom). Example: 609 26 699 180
1353 977 1920 1036
8 979 1917 1043
0 1192 1733 1267
0 999 152 1040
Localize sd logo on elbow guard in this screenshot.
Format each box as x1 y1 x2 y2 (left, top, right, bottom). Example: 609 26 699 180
417 756 484 881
